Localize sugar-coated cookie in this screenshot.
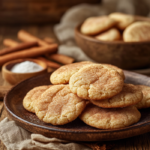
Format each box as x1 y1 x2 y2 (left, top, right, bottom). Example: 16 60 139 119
109 12 135 30
35 85 86 125
123 21 150 42
135 85 150 109
50 61 92 84
90 84 143 108
69 64 124 100
23 85 50 113
102 64 125 80
80 103 141 129
95 28 121 41
80 16 117 35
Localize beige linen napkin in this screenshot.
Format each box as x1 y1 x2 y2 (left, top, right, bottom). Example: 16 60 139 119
0 117 91 150
0 118 114 150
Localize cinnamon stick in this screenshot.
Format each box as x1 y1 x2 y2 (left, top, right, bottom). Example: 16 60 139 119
37 57 61 69
18 30 49 46
0 44 58 66
0 41 38 56
45 54 75 65
43 37 56 44
3 39 19 47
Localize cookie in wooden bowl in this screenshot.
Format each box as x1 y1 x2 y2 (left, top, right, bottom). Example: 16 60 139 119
75 22 150 70
123 21 150 42
69 64 124 100
35 85 86 125
90 84 143 108
95 28 121 41
80 103 141 129
80 16 117 35
109 12 135 30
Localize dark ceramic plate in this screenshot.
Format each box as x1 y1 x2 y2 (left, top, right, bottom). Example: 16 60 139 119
4 71 150 141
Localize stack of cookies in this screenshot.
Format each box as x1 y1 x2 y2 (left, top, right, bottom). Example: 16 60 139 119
80 12 150 42
23 62 150 129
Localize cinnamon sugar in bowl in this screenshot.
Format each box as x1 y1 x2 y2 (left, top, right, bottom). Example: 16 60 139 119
2 58 47 85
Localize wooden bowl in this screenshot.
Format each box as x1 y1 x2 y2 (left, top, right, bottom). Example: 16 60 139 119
2 58 47 85
75 24 150 70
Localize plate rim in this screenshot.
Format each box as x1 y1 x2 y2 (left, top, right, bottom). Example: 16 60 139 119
4 71 150 141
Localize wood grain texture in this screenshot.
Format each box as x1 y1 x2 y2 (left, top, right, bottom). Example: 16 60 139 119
0 102 6 150
0 0 100 25
4 71 150 142
0 86 11 99
1 25 150 150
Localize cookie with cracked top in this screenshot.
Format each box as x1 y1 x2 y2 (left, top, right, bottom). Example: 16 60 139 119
23 85 50 113
90 84 143 108
35 85 86 125
50 61 92 85
80 103 141 129
69 64 124 100
102 63 125 80
135 85 150 109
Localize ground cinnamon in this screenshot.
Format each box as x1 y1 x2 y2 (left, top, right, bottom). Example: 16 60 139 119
0 44 58 66
18 30 49 46
45 53 75 65
0 41 38 56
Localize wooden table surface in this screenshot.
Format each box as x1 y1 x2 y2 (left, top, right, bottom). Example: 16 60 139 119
0 25 150 150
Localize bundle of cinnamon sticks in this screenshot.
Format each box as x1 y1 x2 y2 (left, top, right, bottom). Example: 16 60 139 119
0 30 75 71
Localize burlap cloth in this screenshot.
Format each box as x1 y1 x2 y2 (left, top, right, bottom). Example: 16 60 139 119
0 117 115 150
1 1 150 150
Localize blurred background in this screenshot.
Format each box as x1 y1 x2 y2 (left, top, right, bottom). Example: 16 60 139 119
0 0 150 25
0 0 149 44
1 0 150 70
0 0 100 25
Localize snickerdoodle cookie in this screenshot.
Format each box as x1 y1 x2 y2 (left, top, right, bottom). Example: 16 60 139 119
23 85 50 113
80 103 141 129
95 28 121 41
35 85 86 125
80 16 117 35
102 64 125 80
50 61 92 84
123 21 150 42
69 64 124 100
90 84 143 108
135 85 150 109
109 12 135 30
